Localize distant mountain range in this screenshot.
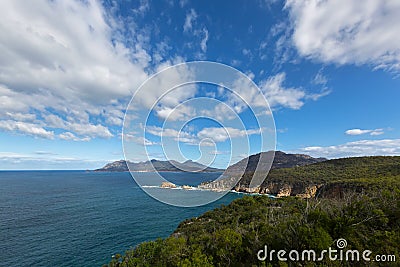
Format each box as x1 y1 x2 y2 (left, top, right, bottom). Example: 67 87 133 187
94 151 326 173
94 159 223 172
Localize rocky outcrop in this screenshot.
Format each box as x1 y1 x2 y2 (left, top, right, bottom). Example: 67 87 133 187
233 182 322 198
160 182 177 188
199 176 323 198
296 185 319 198
198 176 238 191
199 151 327 197
182 185 193 190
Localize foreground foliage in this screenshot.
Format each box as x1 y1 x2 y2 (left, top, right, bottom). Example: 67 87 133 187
107 191 399 266
258 156 400 191
106 157 400 266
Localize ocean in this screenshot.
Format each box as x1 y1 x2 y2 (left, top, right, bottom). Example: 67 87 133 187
0 171 243 267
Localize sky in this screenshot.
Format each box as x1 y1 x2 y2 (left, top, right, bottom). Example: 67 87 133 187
0 0 400 169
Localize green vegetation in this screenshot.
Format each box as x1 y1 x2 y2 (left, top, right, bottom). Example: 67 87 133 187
236 156 400 196
106 156 400 266
264 156 400 184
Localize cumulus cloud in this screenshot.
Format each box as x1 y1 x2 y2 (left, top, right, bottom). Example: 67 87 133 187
286 0 400 72
123 132 158 146
145 125 261 145
259 73 306 109
197 127 261 142
297 139 400 159
200 102 238 121
146 126 193 139
345 128 384 136
155 105 195 121
59 132 91 142
201 72 326 122
0 0 149 139
0 120 54 139
133 60 196 110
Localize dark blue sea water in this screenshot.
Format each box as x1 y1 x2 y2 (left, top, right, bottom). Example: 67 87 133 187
0 171 242 267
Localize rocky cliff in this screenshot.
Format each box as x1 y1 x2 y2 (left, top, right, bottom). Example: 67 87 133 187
198 151 327 197
200 154 400 199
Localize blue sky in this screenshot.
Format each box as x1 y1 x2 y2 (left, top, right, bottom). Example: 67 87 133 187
0 0 400 169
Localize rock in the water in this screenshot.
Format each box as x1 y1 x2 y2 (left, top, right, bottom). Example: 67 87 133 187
160 182 177 188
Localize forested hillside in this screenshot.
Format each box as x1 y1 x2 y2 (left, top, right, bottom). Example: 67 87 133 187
106 156 400 266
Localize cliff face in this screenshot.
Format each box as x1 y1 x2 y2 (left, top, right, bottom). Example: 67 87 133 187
200 155 400 198
198 151 327 198
233 182 322 198
200 179 360 199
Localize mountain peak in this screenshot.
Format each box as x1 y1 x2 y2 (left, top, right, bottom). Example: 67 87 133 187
94 159 222 172
225 151 327 174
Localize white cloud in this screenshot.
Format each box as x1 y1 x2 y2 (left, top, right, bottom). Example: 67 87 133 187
68 122 113 138
200 28 209 53
242 48 251 56
146 126 193 139
155 104 195 121
0 0 150 139
345 128 384 136
222 72 327 113
5 112 36 122
182 8 209 57
224 74 267 113
144 125 261 145
183 9 197 33
197 127 261 142
0 151 109 170
132 61 196 112
259 73 306 109
200 102 237 121
208 150 228 155
123 132 158 146
202 72 326 122
0 120 54 139
312 71 328 86
43 113 113 138
286 0 400 72
297 139 400 158
59 132 90 142
44 114 66 128
132 0 150 16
